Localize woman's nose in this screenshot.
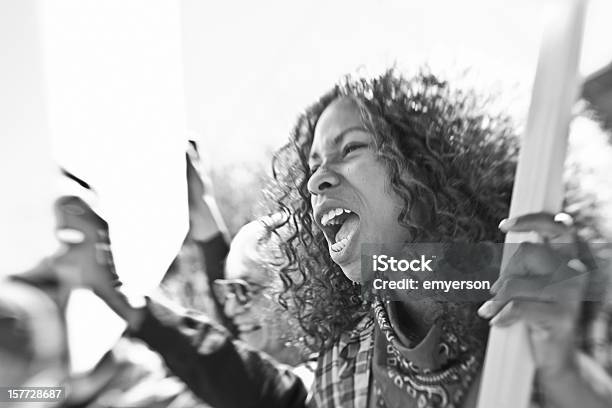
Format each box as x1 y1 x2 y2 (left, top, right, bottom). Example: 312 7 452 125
307 166 340 195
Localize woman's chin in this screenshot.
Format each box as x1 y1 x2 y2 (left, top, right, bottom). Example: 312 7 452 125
340 261 363 283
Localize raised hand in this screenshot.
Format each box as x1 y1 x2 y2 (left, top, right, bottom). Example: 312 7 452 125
186 142 229 242
54 196 144 327
478 212 588 375
54 195 120 294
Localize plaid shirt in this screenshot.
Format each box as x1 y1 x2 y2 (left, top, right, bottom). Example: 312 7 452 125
310 305 612 408
312 315 375 408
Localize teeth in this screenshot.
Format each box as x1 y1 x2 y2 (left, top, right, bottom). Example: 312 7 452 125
331 237 349 252
320 208 353 226
321 213 329 225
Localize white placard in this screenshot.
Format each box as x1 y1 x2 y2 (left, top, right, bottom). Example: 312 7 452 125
39 0 189 373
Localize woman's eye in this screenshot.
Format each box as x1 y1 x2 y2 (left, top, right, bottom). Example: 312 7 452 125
342 143 367 156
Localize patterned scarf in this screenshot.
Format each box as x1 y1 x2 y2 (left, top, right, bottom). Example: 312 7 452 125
371 297 483 408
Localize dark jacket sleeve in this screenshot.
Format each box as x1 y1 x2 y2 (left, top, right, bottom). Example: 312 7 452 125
132 298 308 408
197 232 230 282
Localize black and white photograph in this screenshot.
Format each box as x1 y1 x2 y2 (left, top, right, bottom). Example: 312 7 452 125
2 0 612 407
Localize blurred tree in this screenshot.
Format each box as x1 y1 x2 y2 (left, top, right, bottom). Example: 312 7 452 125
210 160 271 236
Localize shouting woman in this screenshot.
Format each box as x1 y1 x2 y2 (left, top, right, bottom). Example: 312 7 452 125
71 70 612 407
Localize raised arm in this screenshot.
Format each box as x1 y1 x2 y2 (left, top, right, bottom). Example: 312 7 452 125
58 195 308 408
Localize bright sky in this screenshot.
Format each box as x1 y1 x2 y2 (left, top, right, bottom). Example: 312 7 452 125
183 0 612 167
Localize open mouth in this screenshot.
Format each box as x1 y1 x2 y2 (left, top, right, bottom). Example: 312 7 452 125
318 207 361 254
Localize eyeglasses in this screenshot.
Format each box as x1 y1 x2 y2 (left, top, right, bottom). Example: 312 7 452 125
212 279 267 306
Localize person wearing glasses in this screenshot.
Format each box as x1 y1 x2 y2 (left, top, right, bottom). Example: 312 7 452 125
215 217 313 369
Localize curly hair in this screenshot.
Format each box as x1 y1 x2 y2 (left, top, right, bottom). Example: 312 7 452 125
265 68 521 351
